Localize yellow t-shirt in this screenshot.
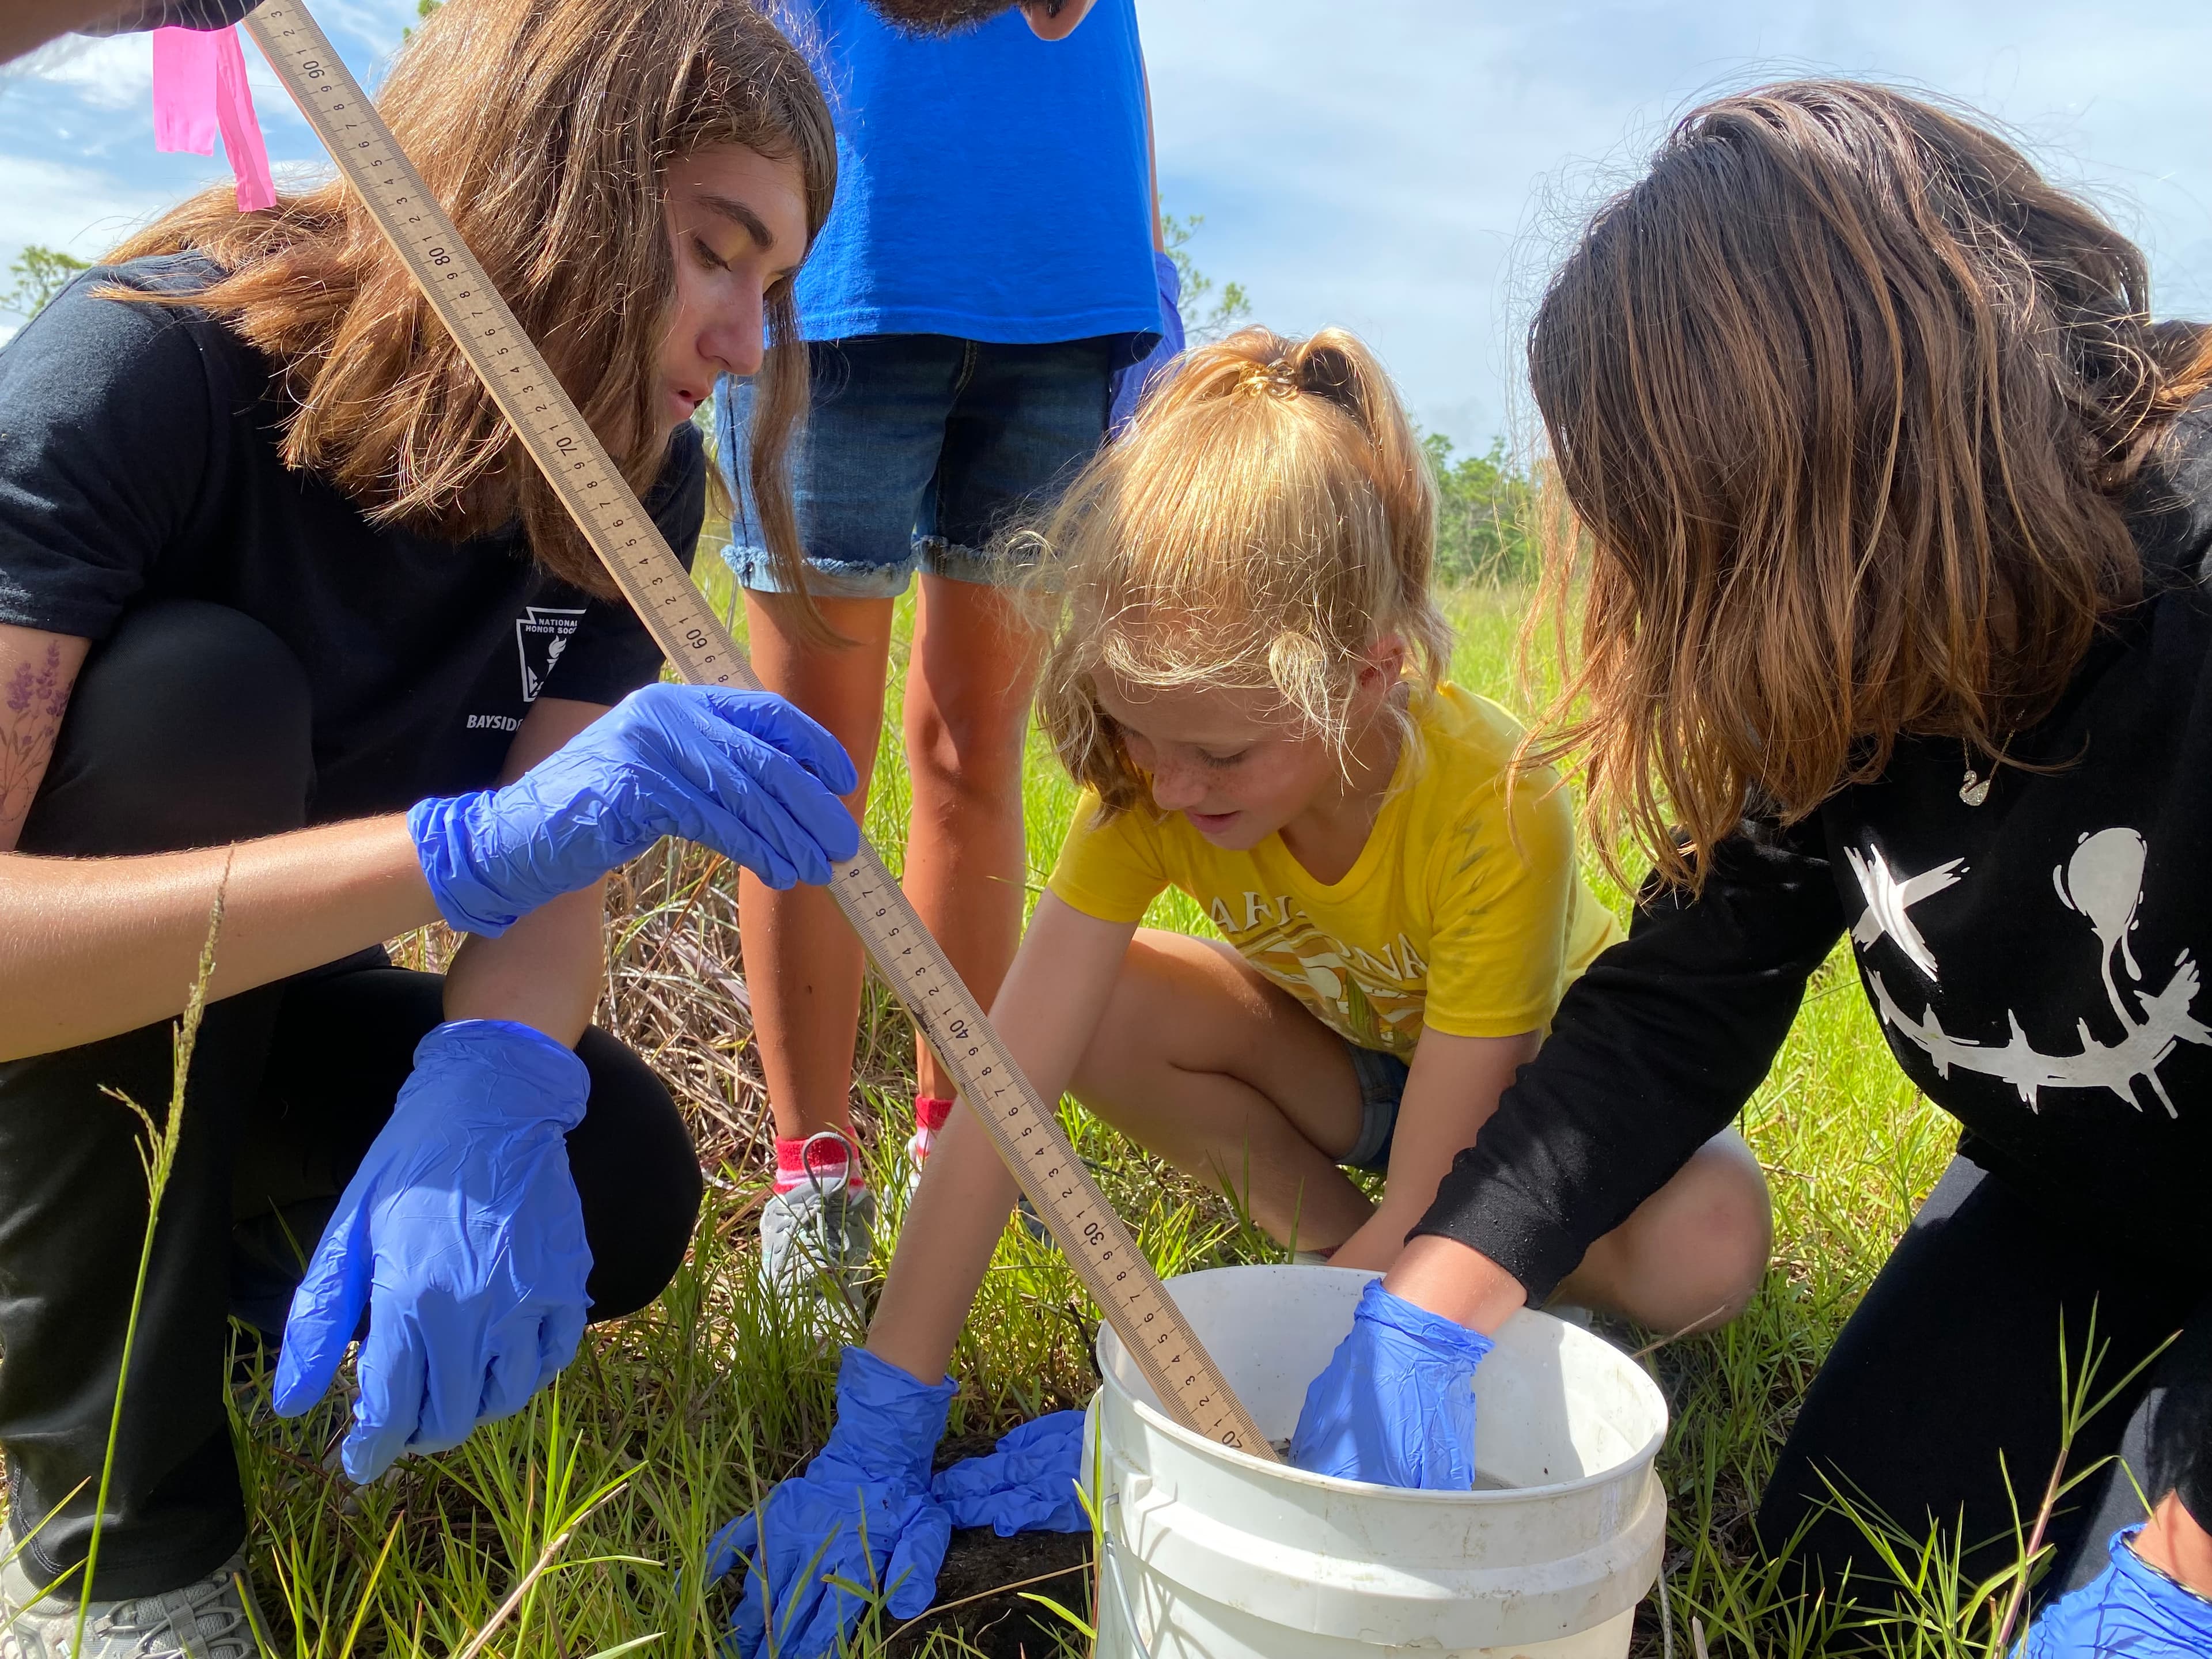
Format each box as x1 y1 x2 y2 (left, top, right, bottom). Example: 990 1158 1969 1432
1046 682 1622 1058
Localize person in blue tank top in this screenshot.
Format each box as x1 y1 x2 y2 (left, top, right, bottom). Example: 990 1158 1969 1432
714 0 1183 1307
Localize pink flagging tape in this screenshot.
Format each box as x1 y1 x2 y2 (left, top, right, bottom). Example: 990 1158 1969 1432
152 25 276 211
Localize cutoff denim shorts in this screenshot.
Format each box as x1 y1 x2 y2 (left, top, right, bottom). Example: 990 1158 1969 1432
715 334 1118 599
1342 1042 1410 1174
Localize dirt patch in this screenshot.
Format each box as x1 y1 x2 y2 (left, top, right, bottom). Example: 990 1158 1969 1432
888 1524 1093 1657
881 1433 1094 1657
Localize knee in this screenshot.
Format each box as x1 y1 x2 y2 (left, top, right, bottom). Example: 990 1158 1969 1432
902 686 1028 800
1668 1134 1775 1330
18 600 313 856
1580 1131 1772 1334
570 1034 702 1321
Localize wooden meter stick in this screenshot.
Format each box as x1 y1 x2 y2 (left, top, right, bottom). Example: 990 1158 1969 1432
239 0 1273 1459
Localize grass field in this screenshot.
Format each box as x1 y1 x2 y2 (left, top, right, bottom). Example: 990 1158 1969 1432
23 578 1985 1657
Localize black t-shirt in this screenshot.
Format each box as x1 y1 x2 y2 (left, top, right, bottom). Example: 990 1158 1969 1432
0 254 703 822
1417 400 2212 1297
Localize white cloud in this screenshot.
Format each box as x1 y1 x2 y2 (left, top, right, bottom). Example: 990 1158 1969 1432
19 31 154 109
0 153 170 262
1136 0 2212 450
6 0 2209 460
9 26 293 109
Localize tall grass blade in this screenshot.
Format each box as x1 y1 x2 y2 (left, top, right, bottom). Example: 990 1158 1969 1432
73 860 231 1658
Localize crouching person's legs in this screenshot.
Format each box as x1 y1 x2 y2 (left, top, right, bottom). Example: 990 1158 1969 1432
1552 1126 1772 1336
1068 929 1378 1251
0 601 312 1618
243 960 704 1349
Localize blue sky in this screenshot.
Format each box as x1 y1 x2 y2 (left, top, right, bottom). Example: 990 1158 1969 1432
6 1 2211 452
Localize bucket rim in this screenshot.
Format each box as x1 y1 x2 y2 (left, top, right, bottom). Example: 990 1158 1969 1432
1105 1383 1667 1505
1095 1265 1671 1506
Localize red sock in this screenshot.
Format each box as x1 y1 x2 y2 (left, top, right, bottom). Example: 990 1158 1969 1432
774 1132 862 1195
914 1096 955 1133
908 1095 955 1162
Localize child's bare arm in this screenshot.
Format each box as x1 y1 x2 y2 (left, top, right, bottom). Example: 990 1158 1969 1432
1328 1028 1540 1275
867 893 1138 1381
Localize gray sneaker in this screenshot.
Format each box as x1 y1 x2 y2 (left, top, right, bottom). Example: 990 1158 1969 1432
1 1550 263 1659
760 1132 876 1323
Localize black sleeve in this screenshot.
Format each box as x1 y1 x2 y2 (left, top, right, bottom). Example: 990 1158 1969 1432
0 268 221 639
80 1 263 33
1411 815 1846 1301
537 422 707 707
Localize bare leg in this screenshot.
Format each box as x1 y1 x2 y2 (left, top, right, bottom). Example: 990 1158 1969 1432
902 574 1043 1102
1070 930 1377 1251
1552 1128 1772 1335
737 592 895 1143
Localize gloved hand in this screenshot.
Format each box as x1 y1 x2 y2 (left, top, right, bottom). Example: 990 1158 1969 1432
271 1020 593 1483
408 682 859 937
931 1410 1089 1535
1287 1278 1494 1489
707 1347 956 1658
1107 247 1186 434
2022 1525 2212 1657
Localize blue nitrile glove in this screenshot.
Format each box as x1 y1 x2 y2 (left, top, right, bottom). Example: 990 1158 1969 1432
1287 1278 1494 1489
271 1020 593 1483
1107 248 1185 434
706 1347 957 1658
931 1410 1089 1535
408 682 859 937
2021 1525 2212 1657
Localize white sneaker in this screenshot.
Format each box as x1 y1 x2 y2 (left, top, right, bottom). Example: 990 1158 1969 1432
760 1132 876 1320
0 1550 263 1659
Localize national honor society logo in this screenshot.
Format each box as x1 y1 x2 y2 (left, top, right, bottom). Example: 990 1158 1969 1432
516 605 586 703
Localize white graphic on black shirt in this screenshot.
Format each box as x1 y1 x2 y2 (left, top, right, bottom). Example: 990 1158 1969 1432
1861 828 2208 1118
1845 844 1965 980
516 605 585 703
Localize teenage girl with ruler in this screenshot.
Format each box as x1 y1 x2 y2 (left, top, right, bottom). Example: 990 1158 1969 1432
705 327 1778 1658
0 2 860 1651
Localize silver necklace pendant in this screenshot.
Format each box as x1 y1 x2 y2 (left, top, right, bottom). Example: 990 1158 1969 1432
1960 769 1991 807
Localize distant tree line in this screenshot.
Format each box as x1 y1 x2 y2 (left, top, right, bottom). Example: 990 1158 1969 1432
1425 431 1537 586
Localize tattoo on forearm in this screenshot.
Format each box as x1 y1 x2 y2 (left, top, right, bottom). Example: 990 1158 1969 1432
1 641 72 847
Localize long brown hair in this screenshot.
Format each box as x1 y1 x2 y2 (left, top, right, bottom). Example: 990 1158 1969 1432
1525 79 2212 890
105 0 835 604
1031 327 1450 820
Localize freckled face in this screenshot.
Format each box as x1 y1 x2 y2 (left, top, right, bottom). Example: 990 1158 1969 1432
654 145 809 436
1092 676 1338 851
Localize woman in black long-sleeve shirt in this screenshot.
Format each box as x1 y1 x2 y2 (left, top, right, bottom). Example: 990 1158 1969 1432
1335 81 2212 1641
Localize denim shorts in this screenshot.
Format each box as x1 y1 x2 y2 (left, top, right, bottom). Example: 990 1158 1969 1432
715 334 1118 599
1342 1043 1410 1174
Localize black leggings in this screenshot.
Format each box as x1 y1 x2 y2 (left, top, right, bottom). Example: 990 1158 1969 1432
1757 1153 2211 1599
0 600 703 1599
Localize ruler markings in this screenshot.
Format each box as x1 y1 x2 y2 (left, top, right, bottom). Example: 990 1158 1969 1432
239 0 1270 1458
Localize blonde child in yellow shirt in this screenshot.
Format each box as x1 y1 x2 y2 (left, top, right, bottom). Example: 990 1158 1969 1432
710 329 1772 1657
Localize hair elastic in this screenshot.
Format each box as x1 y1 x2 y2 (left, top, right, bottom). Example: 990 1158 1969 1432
1236 358 1301 399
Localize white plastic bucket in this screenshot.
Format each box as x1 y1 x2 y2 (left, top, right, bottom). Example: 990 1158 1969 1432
1085 1265 1668 1659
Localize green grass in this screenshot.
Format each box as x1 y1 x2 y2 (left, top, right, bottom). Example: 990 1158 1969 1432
12 575 1989 1657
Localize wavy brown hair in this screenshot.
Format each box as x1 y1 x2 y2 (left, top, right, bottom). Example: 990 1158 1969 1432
105 0 835 607
1526 79 2212 890
1031 327 1450 820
